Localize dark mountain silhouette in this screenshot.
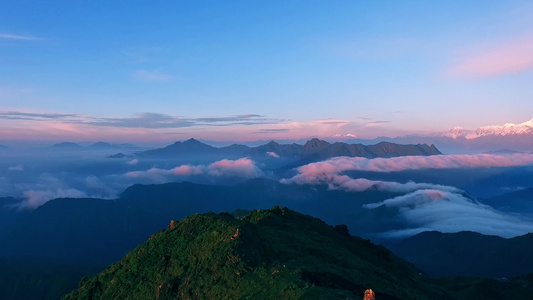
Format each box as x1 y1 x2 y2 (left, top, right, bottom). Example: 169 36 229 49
136 138 441 165
138 138 218 157
218 143 250 157
64 207 455 300
479 188 533 215
85 142 137 150
0 198 163 265
484 149 524 154
0 257 102 300
386 230 533 278
0 197 27 228
249 140 301 158
298 139 440 163
87 142 113 149
0 179 397 269
116 178 399 234
50 142 83 150
108 152 127 159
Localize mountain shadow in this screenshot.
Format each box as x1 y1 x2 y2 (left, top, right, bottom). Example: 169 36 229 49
386 230 533 278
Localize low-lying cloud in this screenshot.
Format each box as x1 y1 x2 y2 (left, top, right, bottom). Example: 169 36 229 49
18 188 88 210
125 157 263 183
289 153 533 176
281 153 533 238
283 173 461 194
267 152 280 158
282 153 533 193
126 159 138 165
364 189 533 238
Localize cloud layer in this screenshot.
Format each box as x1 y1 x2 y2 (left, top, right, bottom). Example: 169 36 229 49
364 189 533 238
283 173 461 194
0 33 41 40
125 157 263 183
287 153 533 178
282 153 533 238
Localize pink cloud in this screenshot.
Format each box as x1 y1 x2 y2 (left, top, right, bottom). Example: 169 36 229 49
289 153 533 177
208 158 263 178
172 165 204 176
280 153 533 238
124 158 262 183
281 171 460 194
126 159 138 165
449 33 533 78
282 153 533 193
267 151 280 158
327 175 460 194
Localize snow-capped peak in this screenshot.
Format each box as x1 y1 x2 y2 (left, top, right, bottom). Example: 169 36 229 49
443 119 533 139
331 133 358 139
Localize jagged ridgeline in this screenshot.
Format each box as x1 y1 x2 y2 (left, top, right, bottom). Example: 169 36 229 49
64 207 454 300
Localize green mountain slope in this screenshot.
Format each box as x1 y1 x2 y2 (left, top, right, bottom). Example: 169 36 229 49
64 207 455 300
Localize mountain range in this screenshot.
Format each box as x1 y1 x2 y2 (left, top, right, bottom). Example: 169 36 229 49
136 138 441 165
442 119 533 139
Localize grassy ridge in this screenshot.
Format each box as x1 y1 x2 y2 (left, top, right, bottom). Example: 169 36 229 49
64 207 455 299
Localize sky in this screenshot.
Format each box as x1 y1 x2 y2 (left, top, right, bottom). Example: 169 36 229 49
1 0 533 143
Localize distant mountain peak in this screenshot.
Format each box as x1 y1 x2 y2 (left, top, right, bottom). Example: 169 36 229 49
184 138 201 143
50 142 83 149
138 138 441 161
443 119 533 139
266 140 280 146
303 138 330 149
88 142 113 149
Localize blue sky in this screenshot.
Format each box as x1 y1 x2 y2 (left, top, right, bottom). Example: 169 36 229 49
1 1 532 143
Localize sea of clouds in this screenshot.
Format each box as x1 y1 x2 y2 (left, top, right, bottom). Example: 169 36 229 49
2 150 533 238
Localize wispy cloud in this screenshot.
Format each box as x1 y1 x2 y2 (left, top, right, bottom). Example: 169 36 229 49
126 159 138 165
267 151 280 158
133 69 173 82
0 33 42 41
86 113 195 129
19 188 87 210
448 33 533 78
0 110 284 129
85 113 282 129
253 128 289 134
0 111 77 121
364 120 390 128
